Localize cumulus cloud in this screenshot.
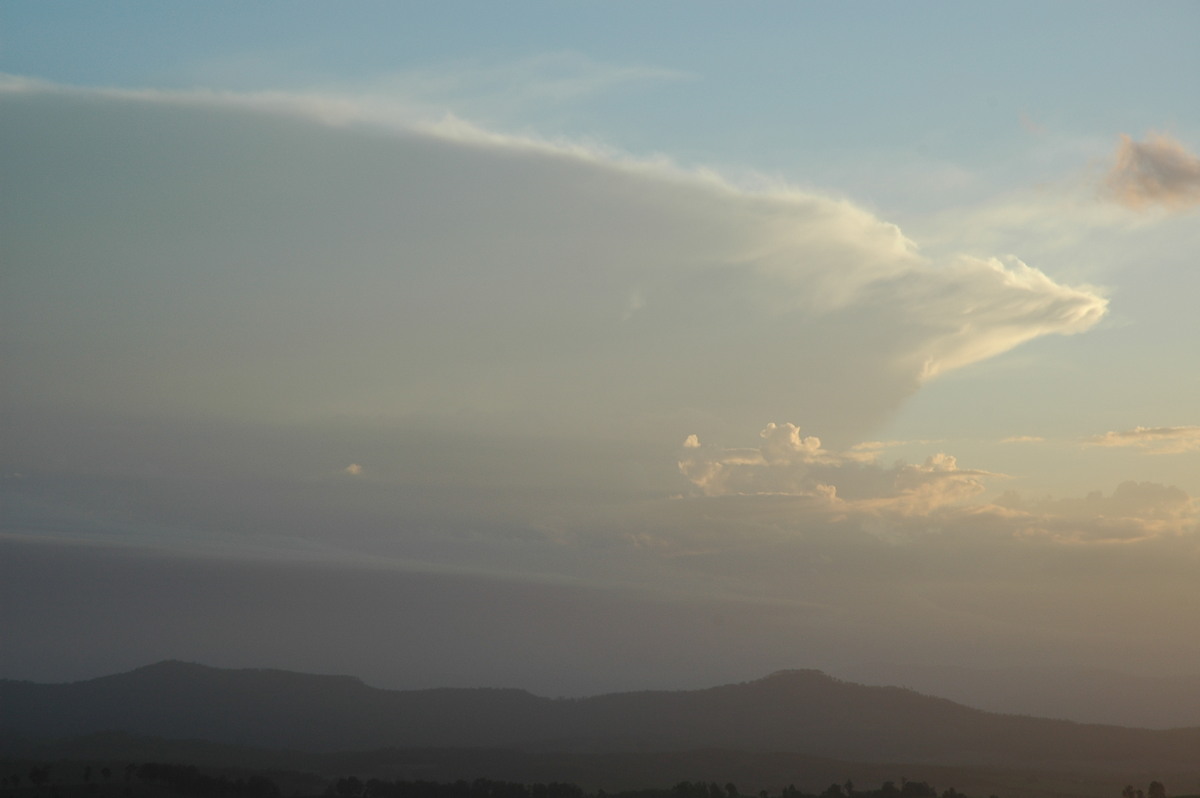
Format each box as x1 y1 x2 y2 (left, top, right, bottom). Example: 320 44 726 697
344 463 364 476
673 425 1198 545
1086 425 1200 454
995 481 1197 541
677 423 994 516
678 422 833 498
1105 132 1200 211
0 81 1107 453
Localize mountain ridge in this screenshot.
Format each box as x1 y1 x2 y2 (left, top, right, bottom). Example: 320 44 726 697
4 661 1198 772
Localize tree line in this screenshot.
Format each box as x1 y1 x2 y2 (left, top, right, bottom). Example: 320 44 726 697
325 777 976 798
1 762 280 798
3 763 1183 798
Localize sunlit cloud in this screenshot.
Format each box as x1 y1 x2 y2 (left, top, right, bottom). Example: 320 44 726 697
1085 425 1200 454
1 80 1107 451
6 79 1173 634
677 423 995 516
672 424 1198 547
1105 132 1200 211
886 254 1106 381
849 439 936 451
1001 435 1045 444
844 438 937 463
995 481 1197 542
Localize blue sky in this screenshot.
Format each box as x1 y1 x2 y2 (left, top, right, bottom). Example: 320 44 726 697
10 4 1199 169
3 3 1200 713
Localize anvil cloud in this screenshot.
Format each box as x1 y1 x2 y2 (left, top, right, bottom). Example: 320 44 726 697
1 82 1105 453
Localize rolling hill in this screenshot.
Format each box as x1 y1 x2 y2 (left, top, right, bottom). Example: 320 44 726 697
4 661 1199 775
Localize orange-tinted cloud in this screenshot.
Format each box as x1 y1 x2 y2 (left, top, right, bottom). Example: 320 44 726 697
678 423 994 515
995 481 1196 541
1105 132 1200 210
1086 425 1200 454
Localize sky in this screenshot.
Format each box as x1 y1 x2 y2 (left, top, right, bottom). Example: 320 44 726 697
3 3 1200 722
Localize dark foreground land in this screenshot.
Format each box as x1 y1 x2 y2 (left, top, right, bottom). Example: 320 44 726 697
2 758 1198 798
4 741 1197 798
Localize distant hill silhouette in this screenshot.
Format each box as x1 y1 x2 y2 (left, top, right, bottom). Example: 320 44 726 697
839 663 1200 728
4 662 1199 772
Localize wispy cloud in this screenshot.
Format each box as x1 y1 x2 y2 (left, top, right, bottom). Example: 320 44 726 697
1105 132 1200 211
393 51 690 106
845 438 938 462
1001 435 1045 444
180 51 690 130
1086 426 1200 454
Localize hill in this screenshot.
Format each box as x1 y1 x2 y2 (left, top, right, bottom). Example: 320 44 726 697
3 662 1199 774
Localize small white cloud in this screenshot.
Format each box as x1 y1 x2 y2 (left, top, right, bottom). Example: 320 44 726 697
1001 435 1045 444
1105 132 1200 211
682 434 700 448
344 463 364 476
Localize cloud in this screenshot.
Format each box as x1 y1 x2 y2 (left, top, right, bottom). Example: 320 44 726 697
890 254 1106 380
1018 111 1045 136
673 424 1198 545
0 80 1107 454
995 481 1197 541
2 73 1198 698
1001 435 1044 444
677 423 995 516
344 463 364 476
1105 132 1200 211
378 51 690 112
841 439 938 463
1085 426 1200 454
677 422 832 498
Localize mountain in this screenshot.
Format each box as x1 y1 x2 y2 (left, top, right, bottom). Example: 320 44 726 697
838 662 1200 729
0 661 553 752
4 662 1199 773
